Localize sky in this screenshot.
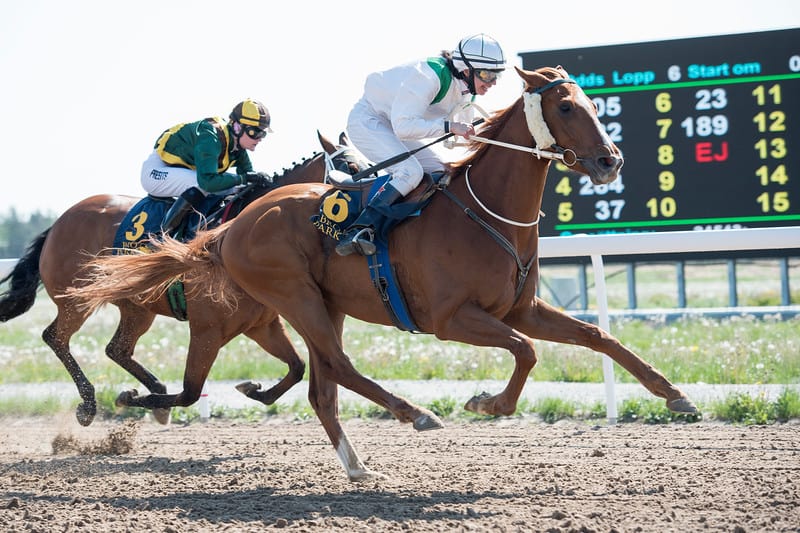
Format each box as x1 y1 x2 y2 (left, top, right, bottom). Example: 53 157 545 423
1 0 797 217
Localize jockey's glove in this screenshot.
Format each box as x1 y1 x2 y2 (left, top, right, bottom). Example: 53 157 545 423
244 171 273 189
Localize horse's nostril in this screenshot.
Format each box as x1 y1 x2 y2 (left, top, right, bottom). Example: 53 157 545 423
597 155 623 171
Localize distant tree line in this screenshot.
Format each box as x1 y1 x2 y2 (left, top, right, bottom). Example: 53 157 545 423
0 209 57 258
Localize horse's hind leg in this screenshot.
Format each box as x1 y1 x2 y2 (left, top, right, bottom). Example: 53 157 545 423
306 347 384 482
235 314 306 405
106 302 171 423
42 306 97 426
274 301 441 480
510 298 698 413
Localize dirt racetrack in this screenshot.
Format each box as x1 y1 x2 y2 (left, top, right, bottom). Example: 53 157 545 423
1 415 798 532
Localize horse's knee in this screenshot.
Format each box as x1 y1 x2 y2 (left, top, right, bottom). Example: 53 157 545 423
579 323 615 350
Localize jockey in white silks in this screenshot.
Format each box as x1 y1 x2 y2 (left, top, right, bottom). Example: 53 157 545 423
337 33 507 257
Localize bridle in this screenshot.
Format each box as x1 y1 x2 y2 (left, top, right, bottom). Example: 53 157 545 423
324 145 369 178
469 78 581 167
459 77 582 228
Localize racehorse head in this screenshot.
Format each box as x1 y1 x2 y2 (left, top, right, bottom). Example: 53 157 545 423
516 65 623 185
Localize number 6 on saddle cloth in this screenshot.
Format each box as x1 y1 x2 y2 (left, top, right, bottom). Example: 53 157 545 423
312 173 445 332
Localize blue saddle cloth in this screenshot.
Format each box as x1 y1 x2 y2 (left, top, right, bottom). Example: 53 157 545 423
311 175 432 333
112 194 223 251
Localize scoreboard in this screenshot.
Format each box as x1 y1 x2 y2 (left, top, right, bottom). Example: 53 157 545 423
519 28 799 248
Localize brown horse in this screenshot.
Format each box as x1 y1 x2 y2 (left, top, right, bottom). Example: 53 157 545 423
68 66 699 480
0 132 367 426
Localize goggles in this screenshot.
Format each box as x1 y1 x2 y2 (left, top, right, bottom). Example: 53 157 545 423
244 126 268 140
475 69 500 83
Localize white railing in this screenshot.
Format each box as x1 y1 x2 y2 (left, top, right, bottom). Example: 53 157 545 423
539 226 800 422
2 227 799 422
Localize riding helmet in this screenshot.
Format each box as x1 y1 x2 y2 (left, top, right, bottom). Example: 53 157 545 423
230 99 273 132
452 33 506 72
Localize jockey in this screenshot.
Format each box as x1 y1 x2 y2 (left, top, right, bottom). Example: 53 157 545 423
140 98 274 236
336 33 506 256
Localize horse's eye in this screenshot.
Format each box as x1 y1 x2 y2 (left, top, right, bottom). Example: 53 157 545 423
559 102 572 113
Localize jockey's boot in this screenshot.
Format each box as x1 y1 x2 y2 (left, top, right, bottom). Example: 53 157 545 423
161 187 204 238
336 182 403 257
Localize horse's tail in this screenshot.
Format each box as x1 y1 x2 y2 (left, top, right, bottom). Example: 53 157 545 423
64 225 238 313
0 228 50 322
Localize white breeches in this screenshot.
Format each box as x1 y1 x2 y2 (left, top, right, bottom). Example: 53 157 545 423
140 151 200 198
346 101 446 197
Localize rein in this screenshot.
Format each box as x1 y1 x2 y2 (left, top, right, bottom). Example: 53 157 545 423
468 136 578 166
464 166 542 227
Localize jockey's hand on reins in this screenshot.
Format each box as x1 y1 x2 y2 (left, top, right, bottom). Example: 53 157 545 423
245 171 273 189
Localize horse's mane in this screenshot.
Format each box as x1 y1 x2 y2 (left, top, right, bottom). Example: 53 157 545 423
272 152 322 180
451 66 567 175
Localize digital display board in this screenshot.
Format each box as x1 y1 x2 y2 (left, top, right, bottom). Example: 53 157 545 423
519 28 799 245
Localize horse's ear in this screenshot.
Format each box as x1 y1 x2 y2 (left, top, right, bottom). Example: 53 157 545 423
339 131 350 146
317 130 336 154
515 65 537 88
556 65 570 78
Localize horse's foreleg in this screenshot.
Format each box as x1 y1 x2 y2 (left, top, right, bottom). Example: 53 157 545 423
42 307 97 426
236 315 306 405
434 304 537 416
510 298 698 413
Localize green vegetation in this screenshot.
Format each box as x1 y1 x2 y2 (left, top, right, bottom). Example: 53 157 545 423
2 385 797 426
3 301 798 385
1 258 798 426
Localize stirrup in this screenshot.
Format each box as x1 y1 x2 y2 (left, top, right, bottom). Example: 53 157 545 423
336 227 376 256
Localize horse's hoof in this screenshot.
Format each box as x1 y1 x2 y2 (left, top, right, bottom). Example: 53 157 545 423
152 408 171 425
115 389 138 407
348 469 388 482
413 410 444 431
464 391 493 414
75 403 96 427
667 397 699 414
235 381 261 396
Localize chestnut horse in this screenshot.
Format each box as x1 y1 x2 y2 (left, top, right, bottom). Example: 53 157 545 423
68 67 698 480
0 132 366 426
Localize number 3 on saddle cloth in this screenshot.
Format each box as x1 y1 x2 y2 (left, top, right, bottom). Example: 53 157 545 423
111 194 226 321
311 173 443 333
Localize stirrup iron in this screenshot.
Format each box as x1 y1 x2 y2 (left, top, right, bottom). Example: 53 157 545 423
352 227 377 256
336 227 376 256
